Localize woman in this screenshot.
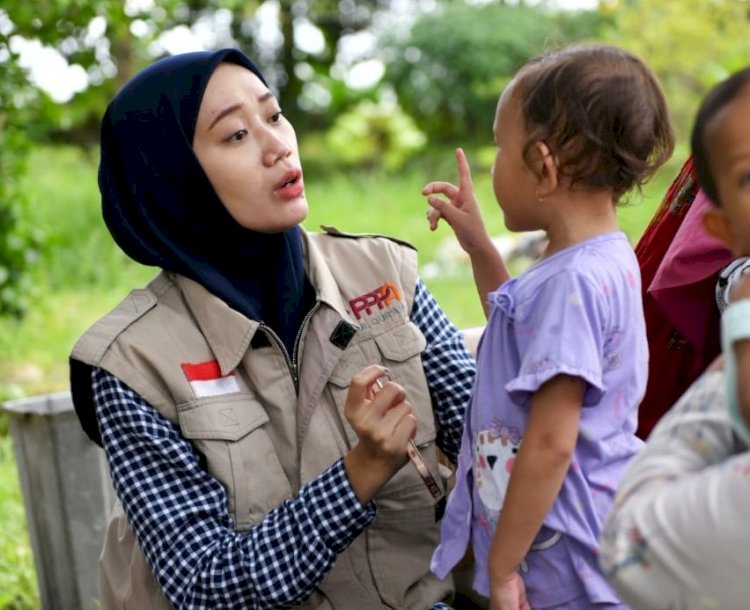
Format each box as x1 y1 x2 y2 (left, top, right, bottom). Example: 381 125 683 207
69 48 475 610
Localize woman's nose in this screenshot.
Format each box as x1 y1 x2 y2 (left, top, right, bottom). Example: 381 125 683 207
262 131 292 167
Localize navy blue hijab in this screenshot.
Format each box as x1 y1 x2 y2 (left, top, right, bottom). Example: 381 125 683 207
99 48 309 352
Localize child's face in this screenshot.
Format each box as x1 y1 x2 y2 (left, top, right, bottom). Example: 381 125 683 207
193 62 308 233
704 83 750 255
491 86 541 231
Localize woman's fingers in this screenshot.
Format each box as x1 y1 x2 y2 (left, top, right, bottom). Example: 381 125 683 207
344 366 389 431
378 397 417 444
345 367 414 448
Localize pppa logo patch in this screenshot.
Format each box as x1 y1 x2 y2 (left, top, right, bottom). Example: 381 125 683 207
181 359 240 397
348 282 402 320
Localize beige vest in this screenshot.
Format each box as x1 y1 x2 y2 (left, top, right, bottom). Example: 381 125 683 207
71 228 453 609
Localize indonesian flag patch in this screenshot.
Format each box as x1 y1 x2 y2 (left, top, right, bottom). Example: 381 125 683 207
181 360 240 398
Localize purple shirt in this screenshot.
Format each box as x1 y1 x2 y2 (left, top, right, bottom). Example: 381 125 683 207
432 232 645 607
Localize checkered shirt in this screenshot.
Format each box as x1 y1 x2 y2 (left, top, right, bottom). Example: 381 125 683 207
93 279 475 609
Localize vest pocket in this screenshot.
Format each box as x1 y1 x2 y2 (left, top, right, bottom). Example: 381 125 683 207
368 505 447 609
177 393 292 528
327 321 443 507
371 320 435 446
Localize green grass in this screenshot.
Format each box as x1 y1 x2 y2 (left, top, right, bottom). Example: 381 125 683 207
0 144 681 609
0 435 39 610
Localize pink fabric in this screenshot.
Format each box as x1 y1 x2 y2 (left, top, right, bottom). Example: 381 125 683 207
649 190 732 349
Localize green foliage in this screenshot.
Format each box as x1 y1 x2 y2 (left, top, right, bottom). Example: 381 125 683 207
1 0 398 145
16 146 145 291
604 0 750 142
325 99 426 171
0 146 153 400
381 3 606 142
0 41 42 319
3 0 188 145
0 434 39 610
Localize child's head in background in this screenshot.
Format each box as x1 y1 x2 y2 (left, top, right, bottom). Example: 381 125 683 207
692 67 750 256
492 43 674 232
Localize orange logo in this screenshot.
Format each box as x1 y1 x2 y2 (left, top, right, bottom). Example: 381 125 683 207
349 283 401 320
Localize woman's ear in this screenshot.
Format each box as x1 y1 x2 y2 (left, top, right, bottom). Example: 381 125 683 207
535 141 558 196
703 207 742 253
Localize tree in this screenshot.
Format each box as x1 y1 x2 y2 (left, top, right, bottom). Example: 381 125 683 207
1 0 410 144
380 2 607 143
604 0 750 144
0 39 41 317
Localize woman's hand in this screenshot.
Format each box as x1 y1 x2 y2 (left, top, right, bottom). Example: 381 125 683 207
342 365 416 503
422 148 492 255
489 571 531 610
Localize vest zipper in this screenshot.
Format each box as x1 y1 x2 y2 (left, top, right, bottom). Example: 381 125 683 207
291 302 320 389
259 301 320 393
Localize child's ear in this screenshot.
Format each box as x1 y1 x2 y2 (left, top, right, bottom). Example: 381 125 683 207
703 207 742 253
535 141 558 195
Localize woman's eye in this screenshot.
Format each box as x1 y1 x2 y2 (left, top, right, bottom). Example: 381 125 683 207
228 129 247 143
270 111 283 124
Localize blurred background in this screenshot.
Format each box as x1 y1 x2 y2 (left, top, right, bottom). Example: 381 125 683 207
1 0 749 606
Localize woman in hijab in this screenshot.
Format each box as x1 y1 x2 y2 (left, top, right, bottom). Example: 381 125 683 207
69 48 476 610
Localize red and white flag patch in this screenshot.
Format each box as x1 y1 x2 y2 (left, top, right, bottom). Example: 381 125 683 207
181 360 240 398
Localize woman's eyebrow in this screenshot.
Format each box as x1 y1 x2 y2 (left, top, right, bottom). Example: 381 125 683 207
208 102 243 131
207 92 276 131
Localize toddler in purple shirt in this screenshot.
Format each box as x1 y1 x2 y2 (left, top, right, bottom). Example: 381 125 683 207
421 43 674 610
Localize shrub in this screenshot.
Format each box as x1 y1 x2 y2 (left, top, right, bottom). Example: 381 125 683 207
0 42 41 319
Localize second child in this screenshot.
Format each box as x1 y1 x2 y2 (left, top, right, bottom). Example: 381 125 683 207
424 44 674 610
692 67 750 446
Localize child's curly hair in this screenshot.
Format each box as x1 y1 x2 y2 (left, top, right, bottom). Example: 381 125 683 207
514 44 674 201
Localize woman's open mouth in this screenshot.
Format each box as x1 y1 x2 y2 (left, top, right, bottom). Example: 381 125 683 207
275 170 304 199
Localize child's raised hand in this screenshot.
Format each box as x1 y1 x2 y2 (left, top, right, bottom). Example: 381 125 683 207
422 148 491 254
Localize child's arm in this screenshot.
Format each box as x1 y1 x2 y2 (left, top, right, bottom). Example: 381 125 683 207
422 148 510 318
488 374 584 610
723 274 750 444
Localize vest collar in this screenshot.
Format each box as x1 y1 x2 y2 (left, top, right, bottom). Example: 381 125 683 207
171 229 361 375
301 228 359 326
174 273 257 376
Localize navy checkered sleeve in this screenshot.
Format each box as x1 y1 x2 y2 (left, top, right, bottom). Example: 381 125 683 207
93 368 375 609
412 278 476 464
91 278 474 609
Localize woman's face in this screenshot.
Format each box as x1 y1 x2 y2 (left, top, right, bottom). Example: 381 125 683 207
193 62 308 233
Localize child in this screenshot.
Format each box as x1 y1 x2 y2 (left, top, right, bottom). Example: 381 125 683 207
691 67 750 446
598 66 750 610
424 44 674 609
